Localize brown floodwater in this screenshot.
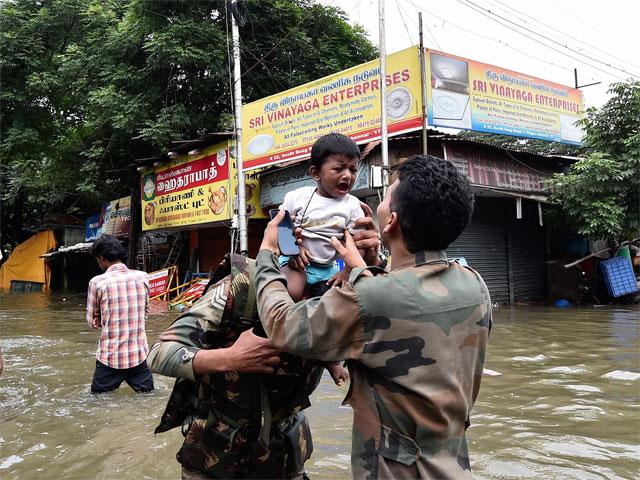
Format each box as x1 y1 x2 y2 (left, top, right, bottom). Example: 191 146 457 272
0 292 638 479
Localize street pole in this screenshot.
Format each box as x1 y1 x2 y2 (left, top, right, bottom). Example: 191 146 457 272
419 12 428 156
378 0 389 194
231 2 248 255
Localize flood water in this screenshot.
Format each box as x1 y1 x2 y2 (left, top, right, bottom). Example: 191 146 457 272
0 292 638 479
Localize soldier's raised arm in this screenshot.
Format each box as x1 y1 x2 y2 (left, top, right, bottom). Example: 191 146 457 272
148 285 280 380
255 249 366 362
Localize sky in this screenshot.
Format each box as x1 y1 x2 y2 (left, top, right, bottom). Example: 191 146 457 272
318 0 640 109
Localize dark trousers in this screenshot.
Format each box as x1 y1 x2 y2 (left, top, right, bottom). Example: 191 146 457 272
91 359 154 393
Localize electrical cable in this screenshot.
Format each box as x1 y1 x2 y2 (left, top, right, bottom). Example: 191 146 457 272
229 0 249 27
486 0 640 71
543 0 640 58
454 0 628 81
502 148 552 176
395 0 415 46
403 0 582 79
401 1 442 50
239 52 288 93
458 0 638 79
204 0 339 114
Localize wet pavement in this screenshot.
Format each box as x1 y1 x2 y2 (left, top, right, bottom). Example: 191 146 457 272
0 292 638 479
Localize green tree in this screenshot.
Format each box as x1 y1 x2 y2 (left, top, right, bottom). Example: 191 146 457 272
457 130 583 156
545 80 640 248
0 0 376 244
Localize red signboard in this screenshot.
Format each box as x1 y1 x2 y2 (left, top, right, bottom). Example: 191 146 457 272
181 279 209 300
149 268 171 298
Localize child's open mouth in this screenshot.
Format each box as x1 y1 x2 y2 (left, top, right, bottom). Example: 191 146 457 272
336 182 350 194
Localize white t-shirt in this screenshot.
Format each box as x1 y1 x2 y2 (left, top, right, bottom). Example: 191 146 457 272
280 186 364 265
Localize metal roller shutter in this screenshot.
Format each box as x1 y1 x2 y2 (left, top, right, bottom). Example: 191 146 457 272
508 199 548 302
447 197 510 304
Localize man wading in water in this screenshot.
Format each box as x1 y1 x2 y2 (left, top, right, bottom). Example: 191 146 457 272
86 235 154 393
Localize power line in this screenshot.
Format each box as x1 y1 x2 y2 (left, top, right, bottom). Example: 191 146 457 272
458 0 639 79
486 0 640 71
455 0 630 81
402 0 443 49
395 0 414 45
403 0 590 82
543 0 640 58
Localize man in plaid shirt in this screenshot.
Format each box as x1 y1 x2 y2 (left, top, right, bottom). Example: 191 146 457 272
86 235 154 393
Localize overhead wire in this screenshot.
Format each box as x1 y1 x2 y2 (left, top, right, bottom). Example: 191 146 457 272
239 38 289 92
403 0 586 81
543 0 640 58
485 0 640 71
401 1 442 50
457 0 638 79
394 0 414 46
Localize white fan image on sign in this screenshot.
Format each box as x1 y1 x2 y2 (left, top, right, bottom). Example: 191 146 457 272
386 87 412 120
432 90 471 128
247 134 275 155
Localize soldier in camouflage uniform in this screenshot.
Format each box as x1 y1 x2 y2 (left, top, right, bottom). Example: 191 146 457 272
256 155 492 479
147 255 324 479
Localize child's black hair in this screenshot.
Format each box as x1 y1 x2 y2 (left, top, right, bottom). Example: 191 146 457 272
309 133 361 170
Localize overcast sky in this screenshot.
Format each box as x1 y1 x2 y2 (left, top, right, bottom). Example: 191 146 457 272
318 0 639 109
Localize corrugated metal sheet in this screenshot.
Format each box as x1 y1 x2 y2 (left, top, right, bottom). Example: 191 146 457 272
447 197 510 304
508 199 548 302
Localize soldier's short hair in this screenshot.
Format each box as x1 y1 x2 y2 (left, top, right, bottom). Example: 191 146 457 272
309 132 360 170
91 235 127 262
392 155 473 252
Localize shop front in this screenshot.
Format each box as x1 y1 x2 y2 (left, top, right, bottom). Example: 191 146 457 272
362 133 561 304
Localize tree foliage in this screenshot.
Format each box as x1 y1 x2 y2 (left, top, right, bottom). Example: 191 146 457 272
457 130 582 156
0 0 376 243
545 80 640 247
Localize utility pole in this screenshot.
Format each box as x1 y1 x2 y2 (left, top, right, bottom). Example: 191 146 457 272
231 1 248 255
419 12 428 156
378 0 389 194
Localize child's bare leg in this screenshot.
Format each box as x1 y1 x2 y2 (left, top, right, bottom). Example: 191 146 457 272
324 361 349 386
281 265 307 301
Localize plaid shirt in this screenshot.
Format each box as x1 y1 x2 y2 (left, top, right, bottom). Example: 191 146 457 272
86 263 150 369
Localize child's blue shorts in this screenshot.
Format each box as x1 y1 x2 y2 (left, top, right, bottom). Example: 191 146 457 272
278 255 339 285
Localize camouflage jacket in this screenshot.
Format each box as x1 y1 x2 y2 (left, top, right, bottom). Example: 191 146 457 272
255 249 492 479
148 255 323 479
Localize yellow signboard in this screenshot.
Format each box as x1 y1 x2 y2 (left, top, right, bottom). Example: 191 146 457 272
242 46 423 170
140 140 266 231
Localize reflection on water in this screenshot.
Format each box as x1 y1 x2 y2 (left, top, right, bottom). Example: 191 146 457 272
0 293 638 479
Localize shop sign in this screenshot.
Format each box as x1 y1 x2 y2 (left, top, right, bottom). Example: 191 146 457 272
140 142 231 231
427 50 584 144
228 145 268 219
140 141 267 231
242 47 423 170
85 214 101 242
85 196 131 241
149 267 171 297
